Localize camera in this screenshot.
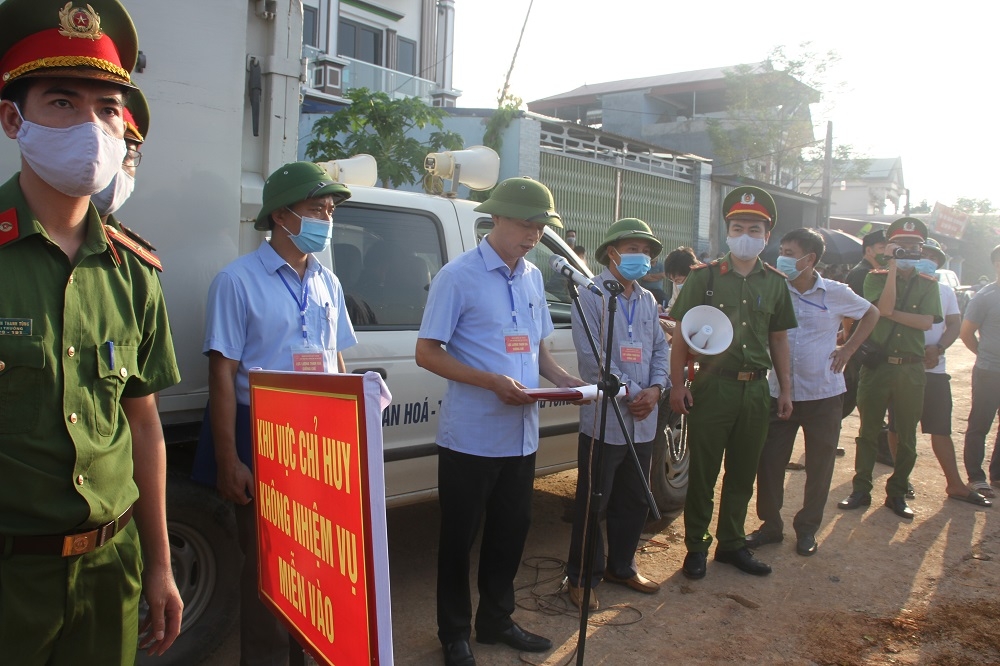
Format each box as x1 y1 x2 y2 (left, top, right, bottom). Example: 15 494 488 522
892 247 922 260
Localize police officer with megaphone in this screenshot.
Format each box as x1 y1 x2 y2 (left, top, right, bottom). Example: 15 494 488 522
669 186 797 580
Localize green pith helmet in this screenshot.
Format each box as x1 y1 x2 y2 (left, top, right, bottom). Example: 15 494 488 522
723 186 777 230
473 176 562 228
887 216 928 242
123 87 149 143
922 237 946 265
255 162 352 230
595 218 663 266
0 0 139 94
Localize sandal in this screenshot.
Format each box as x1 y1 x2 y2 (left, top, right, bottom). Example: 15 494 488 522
948 491 993 507
970 481 996 499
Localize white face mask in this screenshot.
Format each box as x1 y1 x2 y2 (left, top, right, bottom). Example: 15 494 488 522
91 169 135 217
15 106 127 197
726 233 767 261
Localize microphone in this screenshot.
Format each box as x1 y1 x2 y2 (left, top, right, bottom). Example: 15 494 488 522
549 255 602 295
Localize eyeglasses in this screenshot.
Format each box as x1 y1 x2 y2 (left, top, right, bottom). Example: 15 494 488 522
123 148 142 168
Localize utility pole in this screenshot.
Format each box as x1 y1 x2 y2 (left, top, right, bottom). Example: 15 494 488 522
820 120 832 229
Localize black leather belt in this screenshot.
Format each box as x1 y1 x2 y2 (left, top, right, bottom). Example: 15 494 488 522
700 366 768 381
887 356 924 365
0 506 133 557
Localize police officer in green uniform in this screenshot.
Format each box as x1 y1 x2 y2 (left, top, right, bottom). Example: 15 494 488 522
96 86 148 223
838 217 942 519
669 186 796 579
0 1 182 663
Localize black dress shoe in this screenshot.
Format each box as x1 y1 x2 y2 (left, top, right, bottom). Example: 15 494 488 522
682 551 707 579
714 546 772 575
838 491 872 510
745 528 784 550
476 622 551 653
443 639 476 666
885 496 915 520
796 533 818 556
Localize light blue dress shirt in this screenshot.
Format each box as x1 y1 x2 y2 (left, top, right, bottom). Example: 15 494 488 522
203 241 357 406
767 273 871 401
418 238 553 457
572 269 670 444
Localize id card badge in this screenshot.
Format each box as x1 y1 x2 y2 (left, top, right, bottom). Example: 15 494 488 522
291 344 327 373
620 341 643 364
503 327 531 354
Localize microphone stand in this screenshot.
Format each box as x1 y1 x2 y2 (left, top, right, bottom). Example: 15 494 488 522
567 279 660 666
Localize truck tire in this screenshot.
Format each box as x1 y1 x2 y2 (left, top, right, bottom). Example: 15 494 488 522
138 473 240 666
650 400 688 517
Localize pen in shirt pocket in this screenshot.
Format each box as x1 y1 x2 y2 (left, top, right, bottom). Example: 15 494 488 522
107 341 115 370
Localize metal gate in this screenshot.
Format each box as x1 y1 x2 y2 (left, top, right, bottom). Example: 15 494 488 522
539 150 696 268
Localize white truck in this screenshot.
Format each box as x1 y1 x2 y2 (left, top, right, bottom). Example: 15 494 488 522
0 1 686 662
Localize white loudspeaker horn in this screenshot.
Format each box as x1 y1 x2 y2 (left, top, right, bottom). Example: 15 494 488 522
316 154 378 187
423 145 500 191
680 305 734 356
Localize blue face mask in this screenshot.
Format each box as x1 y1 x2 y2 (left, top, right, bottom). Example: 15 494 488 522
280 208 333 254
615 253 651 281
914 259 938 276
895 258 920 271
774 256 802 280
775 255 808 281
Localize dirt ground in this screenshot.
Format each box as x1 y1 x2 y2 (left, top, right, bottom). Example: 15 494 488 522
204 344 999 665
383 343 1000 666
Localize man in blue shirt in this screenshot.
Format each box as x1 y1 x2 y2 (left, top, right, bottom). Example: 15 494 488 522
416 177 583 666
565 218 669 611
197 161 357 666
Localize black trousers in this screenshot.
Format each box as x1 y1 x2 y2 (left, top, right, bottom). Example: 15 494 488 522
235 503 289 666
566 433 653 588
755 395 842 538
436 446 535 645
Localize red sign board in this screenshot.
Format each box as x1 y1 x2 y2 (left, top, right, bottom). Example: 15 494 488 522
930 202 970 239
250 371 391 665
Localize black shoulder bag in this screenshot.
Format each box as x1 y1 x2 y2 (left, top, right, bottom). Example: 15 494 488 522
855 274 917 369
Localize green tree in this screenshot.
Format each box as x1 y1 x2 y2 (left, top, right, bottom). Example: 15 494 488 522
909 198 931 214
960 213 1000 282
708 43 852 189
305 88 463 189
954 197 994 214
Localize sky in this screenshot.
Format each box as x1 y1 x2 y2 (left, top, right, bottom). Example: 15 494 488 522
451 0 1000 211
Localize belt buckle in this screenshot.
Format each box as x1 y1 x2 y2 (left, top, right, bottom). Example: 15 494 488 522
61 531 96 557
887 357 902 365
737 371 753 381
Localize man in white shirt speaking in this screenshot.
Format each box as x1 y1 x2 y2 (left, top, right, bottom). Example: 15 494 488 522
747 228 879 557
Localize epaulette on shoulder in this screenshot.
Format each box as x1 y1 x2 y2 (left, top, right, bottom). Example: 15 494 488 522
118 223 157 252
691 260 715 271
869 269 890 275
764 262 788 279
104 224 163 272
919 272 939 281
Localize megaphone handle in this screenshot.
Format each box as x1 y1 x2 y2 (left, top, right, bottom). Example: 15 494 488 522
686 358 696 383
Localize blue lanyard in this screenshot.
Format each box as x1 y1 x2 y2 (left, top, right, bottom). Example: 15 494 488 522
479 245 519 326
795 289 828 311
617 295 638 340
277 269 310 342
